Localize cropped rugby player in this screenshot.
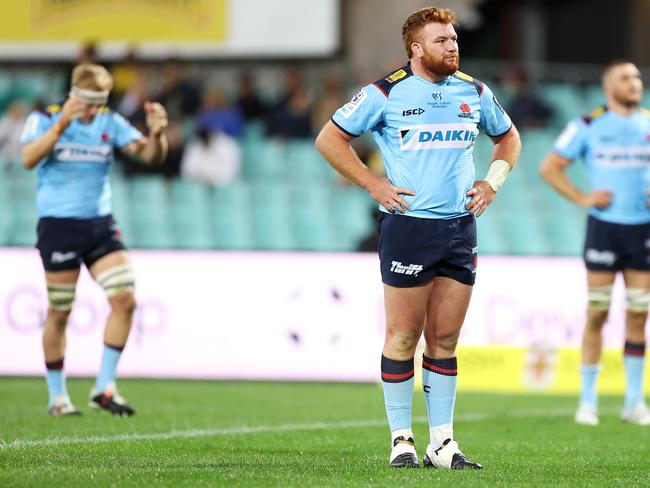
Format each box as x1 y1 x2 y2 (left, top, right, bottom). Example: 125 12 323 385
541 60 650 426
21 63 168 416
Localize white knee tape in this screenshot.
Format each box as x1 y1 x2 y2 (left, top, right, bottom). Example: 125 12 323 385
626 288 650 312
588 286 612 310
96 264 135 297
47 282 76 311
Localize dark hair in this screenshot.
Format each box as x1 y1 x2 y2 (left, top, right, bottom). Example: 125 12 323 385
602 58 636 80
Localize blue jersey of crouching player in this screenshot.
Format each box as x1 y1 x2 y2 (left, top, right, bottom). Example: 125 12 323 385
20 104 142 219
553 106 650 225
331 63 512 219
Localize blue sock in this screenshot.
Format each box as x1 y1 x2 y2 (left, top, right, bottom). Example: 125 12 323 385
422 355 457 449
45 358 67 406
624 342 646 409
580 364 601 407
381 355 414 438
95 344 124 392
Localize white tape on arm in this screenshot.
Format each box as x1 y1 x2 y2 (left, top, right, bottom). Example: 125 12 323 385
484 159 512 192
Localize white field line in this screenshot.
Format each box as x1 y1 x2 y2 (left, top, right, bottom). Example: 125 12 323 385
0 407 575 450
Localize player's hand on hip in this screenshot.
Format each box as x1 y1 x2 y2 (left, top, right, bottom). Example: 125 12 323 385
144 101 168 136
466 180 495 217
579 189 612 209
368 178 414 214
59 95 87 127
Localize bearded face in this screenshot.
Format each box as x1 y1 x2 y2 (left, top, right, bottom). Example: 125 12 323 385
605 64 643 108
411 22 460 79
420 42 459 77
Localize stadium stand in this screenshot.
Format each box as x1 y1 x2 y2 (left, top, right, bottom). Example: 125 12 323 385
1 75 602 255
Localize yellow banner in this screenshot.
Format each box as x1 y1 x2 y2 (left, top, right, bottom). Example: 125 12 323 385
0 0 226 42
413 346 650 394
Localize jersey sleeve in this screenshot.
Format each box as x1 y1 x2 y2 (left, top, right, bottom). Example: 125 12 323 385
331 84 387 137
112 112 144 148
552 118 588 161
478 84 512 137
19 112 52 145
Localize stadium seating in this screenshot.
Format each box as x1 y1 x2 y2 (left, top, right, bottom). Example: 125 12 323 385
242 138 286 181
285 140 338 184
540 84 587 128
290 183 338 251
0 73 13 112
0 81 601 255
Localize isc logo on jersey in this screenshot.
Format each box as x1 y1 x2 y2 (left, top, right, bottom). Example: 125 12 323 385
399 123 478 150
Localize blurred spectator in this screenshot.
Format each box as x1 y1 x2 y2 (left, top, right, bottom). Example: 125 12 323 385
155 58 202 121
503 67 553 129
334 138 384 187
0 100 27 164
63 42 97 92
198 87 246 139
236 73 267 122
76 42 97 64
266 68 313 139
357 208 381 253
312 72 346 132
111 49 143 101
275 67 304 105
118 68 152 120
160 121 184 178
365 147 386 178
268 86 313 138
180 126 241 186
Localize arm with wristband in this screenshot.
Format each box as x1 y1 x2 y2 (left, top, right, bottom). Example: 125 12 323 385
465 126 521 217
465 80 521 217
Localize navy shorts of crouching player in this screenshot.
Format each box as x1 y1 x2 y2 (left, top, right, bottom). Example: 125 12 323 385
316 6 521 470
541 59 650 427
20 63 168 418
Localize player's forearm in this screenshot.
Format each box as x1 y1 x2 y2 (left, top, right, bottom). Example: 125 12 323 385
139 133 168 165
315 126 377 191
539 160 586 206
22 121 67 170
490 126 521 170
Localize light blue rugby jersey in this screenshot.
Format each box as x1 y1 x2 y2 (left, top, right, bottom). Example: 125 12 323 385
332 63 512 219
20 105 142 219
553 106 650 225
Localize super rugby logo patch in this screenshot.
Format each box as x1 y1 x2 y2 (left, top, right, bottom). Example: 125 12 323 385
340 90 368 118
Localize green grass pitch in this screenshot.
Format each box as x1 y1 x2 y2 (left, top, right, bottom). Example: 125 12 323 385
1 377 649 487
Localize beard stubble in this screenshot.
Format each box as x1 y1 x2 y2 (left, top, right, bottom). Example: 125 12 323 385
421 51 459 78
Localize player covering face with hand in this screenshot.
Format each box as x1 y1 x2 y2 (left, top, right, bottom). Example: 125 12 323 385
316 7 520 469
20 63 168 416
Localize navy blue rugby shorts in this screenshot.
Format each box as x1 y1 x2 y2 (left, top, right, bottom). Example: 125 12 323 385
377 212 477 287
583 215 650 271
36 215 127 271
